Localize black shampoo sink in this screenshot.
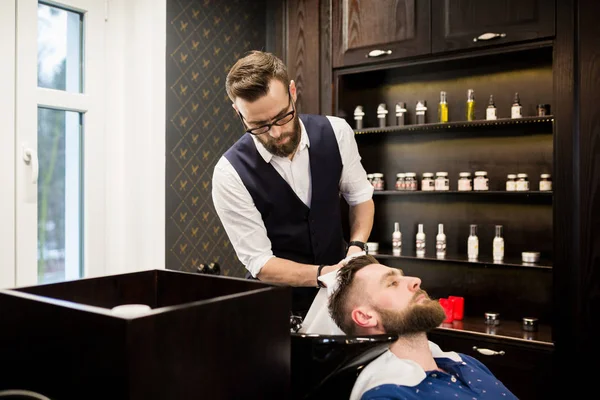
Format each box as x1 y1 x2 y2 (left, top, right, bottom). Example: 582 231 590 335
291 332 397 400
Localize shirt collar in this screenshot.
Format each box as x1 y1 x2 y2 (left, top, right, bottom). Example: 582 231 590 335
349 341 463 400
250 118 310 163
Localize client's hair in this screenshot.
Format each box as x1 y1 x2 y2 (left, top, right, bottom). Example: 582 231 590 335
328 254 380 335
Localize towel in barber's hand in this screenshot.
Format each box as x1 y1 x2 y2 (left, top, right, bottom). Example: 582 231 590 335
298 252 367 335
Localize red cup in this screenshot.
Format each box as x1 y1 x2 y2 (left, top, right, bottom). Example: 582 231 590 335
439 298 454 323
451 320 464 330
448 296 464 321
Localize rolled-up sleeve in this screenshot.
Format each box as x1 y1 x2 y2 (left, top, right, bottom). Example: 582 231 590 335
211 157 275 277
327 116 374 205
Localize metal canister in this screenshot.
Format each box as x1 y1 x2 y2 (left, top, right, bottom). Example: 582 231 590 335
484 312 500 326
522 317 539 332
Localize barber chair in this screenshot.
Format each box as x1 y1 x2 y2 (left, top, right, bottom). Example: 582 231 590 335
290 315 397 400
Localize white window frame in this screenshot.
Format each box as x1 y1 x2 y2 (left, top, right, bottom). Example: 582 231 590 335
0 0 17 288
16 0 107 286
0 0 166 289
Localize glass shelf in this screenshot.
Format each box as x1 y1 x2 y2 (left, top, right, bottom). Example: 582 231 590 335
371 250 552 270
354 115 554 135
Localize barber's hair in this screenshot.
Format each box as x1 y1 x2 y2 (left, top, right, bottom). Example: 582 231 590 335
226 50 290 102
328 254 380 335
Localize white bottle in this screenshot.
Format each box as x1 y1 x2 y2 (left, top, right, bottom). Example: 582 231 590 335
392 222 402 256
511 92 523 119
436 224 446 259
416 224 426 257
486 94 497 120
493 225 505 262
467 224 479 261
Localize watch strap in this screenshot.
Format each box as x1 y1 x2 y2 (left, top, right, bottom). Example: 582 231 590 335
316 264 326 288
348 240 367 252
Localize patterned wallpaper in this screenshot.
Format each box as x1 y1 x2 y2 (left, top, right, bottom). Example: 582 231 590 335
166 0 267 277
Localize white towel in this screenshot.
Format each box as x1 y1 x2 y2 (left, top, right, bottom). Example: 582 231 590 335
298 251 367 335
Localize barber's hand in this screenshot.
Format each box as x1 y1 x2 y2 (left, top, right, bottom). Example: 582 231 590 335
346 245 364 257
319 262 344 287
321 262 343 276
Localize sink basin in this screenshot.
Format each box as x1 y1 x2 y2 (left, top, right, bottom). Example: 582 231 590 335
291 332 397 400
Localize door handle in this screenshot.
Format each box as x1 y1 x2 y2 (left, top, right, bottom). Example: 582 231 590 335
473 346 505 356
366 49 392 58
473 32 507 42
22 145 39 184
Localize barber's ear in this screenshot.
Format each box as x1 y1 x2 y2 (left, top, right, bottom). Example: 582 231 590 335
351 307 378 329
231 103 238 112
289 80 297 102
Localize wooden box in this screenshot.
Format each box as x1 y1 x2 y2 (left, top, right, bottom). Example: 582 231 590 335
0 269 291 400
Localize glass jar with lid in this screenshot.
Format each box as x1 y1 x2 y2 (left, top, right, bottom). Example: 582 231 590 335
506 174 517 191
435 172 449 191
539 173 552 191
367 173 374 185
458 172 472 191
473 171 489 191
421 173 435 191
404 172 417 191
395 173 406 190
516 173 529 191
372 173 385 191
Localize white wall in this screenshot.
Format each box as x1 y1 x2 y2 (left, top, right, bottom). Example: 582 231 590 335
102 0 167 276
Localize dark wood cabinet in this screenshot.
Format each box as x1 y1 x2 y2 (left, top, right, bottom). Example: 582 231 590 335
431 0 555 53
0 270 291 399
278 0 600 397
330 0 555 69
333 42 555 399
332 0 431 68
429 326 554 400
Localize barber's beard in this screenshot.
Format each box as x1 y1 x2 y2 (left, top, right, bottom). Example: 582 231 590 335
375 291 446 336
260 116 301 158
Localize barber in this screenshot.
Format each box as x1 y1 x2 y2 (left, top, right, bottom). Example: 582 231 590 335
211 51 374 316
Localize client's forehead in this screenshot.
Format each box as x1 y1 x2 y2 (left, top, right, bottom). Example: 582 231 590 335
355 264 393 281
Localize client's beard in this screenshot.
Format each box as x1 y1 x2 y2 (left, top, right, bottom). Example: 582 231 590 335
375 291 446 336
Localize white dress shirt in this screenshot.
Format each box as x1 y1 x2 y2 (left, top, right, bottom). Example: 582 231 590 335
211 116 373 277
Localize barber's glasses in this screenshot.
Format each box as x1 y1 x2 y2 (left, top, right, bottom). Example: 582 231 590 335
237 90 295 136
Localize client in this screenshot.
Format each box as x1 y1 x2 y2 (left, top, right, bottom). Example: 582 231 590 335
328 254 518 400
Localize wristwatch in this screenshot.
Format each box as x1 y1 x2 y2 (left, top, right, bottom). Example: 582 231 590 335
347 240 367 253
316 264 326 288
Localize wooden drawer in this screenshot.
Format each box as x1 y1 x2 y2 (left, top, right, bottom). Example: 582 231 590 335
431 0 555 54
429 330 553 400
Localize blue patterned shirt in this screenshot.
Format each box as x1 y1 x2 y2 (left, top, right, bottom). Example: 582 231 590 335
351 342 518 400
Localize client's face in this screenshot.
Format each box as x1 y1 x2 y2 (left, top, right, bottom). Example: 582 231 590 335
355 264 446 335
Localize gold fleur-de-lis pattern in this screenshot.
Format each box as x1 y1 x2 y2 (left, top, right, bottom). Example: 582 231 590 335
166 0 267 277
